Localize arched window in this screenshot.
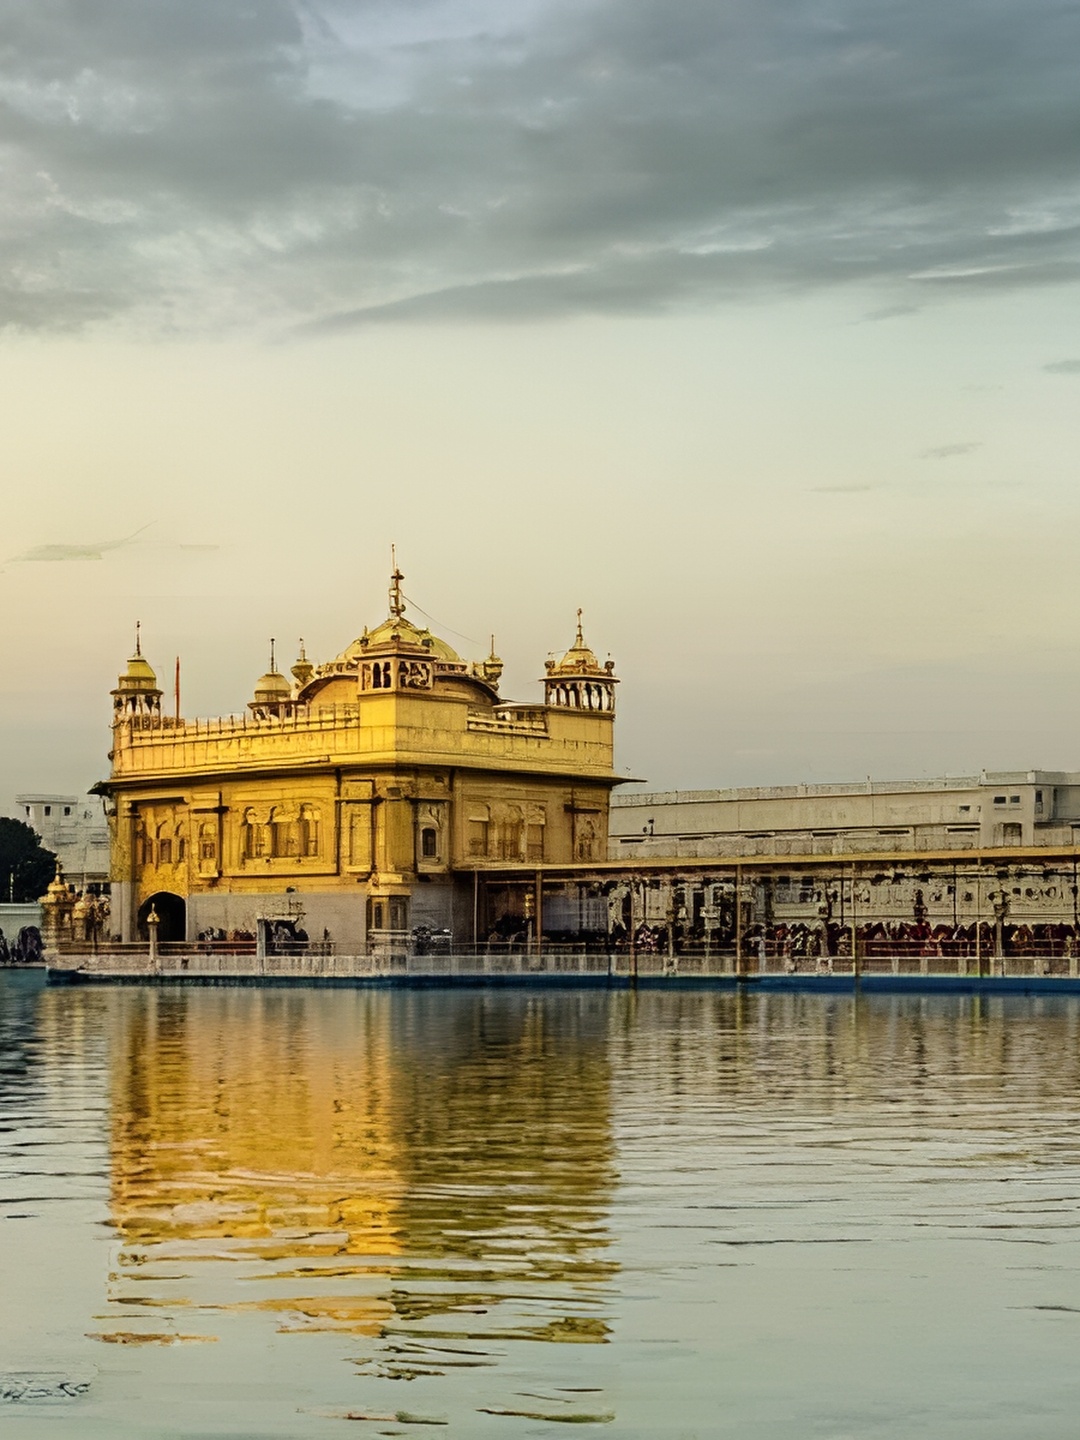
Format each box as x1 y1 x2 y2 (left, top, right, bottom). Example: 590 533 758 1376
270 807 299 858
300 805 320 857
501 809 524 860
467 807 490 857
242 807 269 859
576 818 597 861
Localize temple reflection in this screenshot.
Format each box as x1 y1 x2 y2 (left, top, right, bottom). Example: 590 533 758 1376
102 989 616 1355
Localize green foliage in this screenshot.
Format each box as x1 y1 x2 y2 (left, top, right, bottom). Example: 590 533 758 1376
0 817 57 902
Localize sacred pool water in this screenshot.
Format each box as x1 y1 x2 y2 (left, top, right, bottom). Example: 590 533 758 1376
3 972 1080 1437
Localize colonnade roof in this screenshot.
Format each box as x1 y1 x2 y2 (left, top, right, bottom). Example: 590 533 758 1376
459 845 1080 879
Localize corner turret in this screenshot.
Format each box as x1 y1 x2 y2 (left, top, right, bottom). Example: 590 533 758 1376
111 622 163 723
250 639 294 719
544 611 617 712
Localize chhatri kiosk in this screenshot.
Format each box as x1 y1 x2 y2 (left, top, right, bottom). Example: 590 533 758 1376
101 568 620 951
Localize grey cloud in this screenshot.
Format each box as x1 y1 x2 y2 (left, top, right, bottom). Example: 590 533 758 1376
810 484 877 494
1044 359 1080 374
860 304 920 322
3 0 1080 332
919 442 981 459
7 524 151 562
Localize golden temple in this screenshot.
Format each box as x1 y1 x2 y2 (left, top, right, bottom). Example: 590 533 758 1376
100 565 619 949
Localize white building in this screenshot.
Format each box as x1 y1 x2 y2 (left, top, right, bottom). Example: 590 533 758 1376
16 794 110 890
610 771 1080 860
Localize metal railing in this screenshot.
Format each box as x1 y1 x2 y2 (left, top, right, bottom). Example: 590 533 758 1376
44 945 1080 982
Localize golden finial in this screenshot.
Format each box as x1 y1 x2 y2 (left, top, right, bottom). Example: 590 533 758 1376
389 544 405 618
134 619 142 656
575 608 585 647
482 633 503 687
269 637 277 672
291 639 314 687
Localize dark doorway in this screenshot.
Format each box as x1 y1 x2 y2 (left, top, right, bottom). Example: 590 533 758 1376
138 892 186 942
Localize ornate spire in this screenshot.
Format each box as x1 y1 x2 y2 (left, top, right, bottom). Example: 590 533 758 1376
481 634 503 688
134 618 142 657
291 638 314 688
575 608 585 647
389 545 405 619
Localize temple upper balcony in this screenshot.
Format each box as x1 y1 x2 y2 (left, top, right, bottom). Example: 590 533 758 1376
109 700 615 780
468 705 549 737
106 573 619 787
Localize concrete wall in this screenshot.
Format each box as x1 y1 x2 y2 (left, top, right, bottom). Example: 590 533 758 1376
15 794 110 885
0 902 42 941
610 771 1080 859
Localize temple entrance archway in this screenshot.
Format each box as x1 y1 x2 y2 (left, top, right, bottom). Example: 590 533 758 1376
138 892 186 942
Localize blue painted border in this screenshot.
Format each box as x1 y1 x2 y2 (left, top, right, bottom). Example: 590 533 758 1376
45 969 1080 995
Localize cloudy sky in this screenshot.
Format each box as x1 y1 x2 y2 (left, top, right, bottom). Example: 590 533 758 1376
3 0 1080 810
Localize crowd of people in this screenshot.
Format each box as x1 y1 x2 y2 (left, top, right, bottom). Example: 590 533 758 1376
743 919 1080 961
0 926 43 965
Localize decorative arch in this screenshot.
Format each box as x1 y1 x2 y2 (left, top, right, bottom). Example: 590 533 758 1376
269 804 300 858
138 891 186 942
241 806 270 860
300 804 321 857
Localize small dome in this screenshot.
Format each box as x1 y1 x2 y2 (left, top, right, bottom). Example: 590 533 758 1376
113 626 161 697
250 639 293 708
114 651 159 693
253 669 292 703
124 653 158 684
546 612 610 677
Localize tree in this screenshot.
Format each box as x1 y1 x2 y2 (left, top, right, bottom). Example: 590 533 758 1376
0 817 58 903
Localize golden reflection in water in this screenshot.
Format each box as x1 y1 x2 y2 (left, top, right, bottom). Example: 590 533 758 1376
102 989 616 1361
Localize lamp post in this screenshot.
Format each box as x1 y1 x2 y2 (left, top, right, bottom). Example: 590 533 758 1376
992 889 1010 977
147 904 161 972
523 887 534 955
850 864 859 981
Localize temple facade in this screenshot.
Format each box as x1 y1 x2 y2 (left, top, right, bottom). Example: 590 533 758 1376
99 568 620 950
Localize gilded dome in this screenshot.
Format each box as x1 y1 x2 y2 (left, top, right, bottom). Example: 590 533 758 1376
113 625 160 694
310 564 478 688
120 652 158 686
325 620 463 671
363 616 461 662
251 640 293 707
546 612 611 678
253 669 292 702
